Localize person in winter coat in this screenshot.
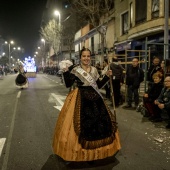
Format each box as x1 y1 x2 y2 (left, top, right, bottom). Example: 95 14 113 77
143 72 163 122
101 59 111 99
123 57 144 109
147 56 162 86
155 76 170 129
110 57 124 107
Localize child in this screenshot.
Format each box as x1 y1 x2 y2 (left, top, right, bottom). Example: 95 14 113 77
155 76 170 129
143 72 163 122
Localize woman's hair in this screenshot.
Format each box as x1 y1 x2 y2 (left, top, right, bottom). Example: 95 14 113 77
152 72 163 79
79 48 91 58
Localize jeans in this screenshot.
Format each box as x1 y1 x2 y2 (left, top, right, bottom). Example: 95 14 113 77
127 85 139 106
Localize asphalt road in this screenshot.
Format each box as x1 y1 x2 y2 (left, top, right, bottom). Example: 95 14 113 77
0 73 170 170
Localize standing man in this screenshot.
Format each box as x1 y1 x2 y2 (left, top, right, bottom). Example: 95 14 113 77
147 56 162 86
110 57 124 107
101 59 110 99
123 57 144 109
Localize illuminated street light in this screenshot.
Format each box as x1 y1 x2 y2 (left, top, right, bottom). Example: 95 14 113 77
41 38 45 47
54 10 60 23
5 40 14 68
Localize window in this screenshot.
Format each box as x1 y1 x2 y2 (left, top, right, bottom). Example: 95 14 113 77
135 0 147 24
91 37 94 54
130 2 133 28
152 0 159 18
122 12 128 34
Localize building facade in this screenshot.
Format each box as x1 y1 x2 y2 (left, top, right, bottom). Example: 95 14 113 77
74 0 170 66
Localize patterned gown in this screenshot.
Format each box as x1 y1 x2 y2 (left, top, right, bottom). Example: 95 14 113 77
52 65 121 161
15 69 28 88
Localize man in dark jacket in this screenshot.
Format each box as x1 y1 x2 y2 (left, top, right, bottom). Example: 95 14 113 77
123 57 144 109
155 76 170 129
110 57 124 107
147 56 161 83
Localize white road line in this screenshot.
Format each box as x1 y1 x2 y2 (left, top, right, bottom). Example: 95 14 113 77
17 91 21 98
51 93 65 106
0 138 6 157
54 106 63 111
50 93 66 111
1 94 19 170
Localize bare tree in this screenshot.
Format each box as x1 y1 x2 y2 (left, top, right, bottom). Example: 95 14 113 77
69 0 114 28
40 19 63 55
61 13 80 59
69 0 114 54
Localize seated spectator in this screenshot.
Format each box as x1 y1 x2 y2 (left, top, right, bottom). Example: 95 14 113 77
143 72 163 122
155 76 170 129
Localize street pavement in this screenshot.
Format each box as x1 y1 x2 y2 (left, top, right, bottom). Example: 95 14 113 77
0 73 169 170
42 73 170 170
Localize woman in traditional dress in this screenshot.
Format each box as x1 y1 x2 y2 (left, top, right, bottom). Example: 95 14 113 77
52 48 121 162
15 65 28 89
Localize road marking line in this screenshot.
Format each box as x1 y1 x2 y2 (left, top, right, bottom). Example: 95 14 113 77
50 93 66 111
17 91 21 98
0 138 6 157
1 95 19 170
54 106 63 111
51 93 65 106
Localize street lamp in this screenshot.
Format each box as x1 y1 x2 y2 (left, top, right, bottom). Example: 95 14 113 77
54 10 61 65
5 40 14 68
41 39 46 68
54 10 60 23
41 39 45 47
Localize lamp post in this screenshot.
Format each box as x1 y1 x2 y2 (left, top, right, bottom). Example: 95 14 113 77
41 39 46 68
54 10 61 66
41 38 45 47
5 40 14 68
54 10 60 23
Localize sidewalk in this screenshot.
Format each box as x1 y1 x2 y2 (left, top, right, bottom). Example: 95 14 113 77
100 82 145 103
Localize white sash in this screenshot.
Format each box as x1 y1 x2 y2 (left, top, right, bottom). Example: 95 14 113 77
75 67 103 98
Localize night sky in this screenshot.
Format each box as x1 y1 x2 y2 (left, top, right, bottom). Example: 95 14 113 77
0 0 47 57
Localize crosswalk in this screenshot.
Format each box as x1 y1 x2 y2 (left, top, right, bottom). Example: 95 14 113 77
49 93 66 111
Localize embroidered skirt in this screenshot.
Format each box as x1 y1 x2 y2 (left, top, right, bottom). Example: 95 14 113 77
15 73 28 88
52 88 121 161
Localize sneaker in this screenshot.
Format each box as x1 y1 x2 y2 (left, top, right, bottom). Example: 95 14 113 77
165 124 170 129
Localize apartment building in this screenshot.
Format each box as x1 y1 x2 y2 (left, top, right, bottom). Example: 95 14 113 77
74 0 170 65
